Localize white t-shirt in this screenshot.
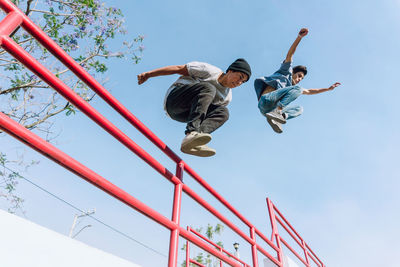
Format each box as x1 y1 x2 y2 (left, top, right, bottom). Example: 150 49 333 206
163 62 232 112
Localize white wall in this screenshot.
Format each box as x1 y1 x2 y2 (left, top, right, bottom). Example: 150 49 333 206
264 255 300 267
0 209 142 267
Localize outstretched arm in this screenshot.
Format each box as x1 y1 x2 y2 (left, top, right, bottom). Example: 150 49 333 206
302 82 341 95
137 65 189 85
284 28 308 63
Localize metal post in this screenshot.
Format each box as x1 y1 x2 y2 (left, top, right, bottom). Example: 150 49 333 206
302 240 310 266
219 247 223 267
250 227 259 267
267 198 284 267
168 163 184 267
186 239 190 267
0 11 22 37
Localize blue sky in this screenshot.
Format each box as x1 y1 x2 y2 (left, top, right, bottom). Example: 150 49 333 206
1 0 400 266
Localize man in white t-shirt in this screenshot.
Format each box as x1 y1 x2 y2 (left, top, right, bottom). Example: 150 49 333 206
137 59 251 157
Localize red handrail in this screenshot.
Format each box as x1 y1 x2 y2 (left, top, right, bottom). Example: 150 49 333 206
0 1 326 266
267 198 325 267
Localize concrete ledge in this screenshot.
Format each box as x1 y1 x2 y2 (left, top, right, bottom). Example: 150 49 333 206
0 209 141 267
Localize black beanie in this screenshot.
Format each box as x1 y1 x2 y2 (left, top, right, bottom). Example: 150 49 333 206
226 58 251 81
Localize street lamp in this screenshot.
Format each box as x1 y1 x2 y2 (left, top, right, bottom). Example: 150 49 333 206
233 242 240 258
69 208 96 238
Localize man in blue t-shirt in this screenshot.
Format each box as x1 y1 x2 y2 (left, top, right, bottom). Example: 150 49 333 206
254 28 341 133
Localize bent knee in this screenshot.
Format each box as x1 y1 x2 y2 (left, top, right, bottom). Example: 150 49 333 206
219 107 229 122
258 94 273 108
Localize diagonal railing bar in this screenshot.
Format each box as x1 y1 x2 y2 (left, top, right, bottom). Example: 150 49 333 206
279 237 310 267
306 243 324 267
0 1 326 266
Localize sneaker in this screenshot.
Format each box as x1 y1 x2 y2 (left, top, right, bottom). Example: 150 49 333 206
181 132 212 152
267 118 283 134
266 109 286 124
181 145 216 157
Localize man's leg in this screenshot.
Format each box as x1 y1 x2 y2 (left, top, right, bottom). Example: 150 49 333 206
258 94 277 116
282 105 303 120
166 82 217 156
261 85 302 122
258 85 302 133
166 82 216 134
275 85 302 108
198 104 229 134
258 94 283 133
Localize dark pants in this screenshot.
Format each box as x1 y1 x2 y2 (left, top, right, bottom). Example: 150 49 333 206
166 82 229 134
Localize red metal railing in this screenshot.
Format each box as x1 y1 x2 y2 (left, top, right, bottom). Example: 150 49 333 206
267 199 325 267
0 1 325 266
185 226 250 267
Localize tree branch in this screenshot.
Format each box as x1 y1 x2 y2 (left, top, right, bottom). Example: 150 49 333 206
0 81 40 95
24 104 69 130
30 9 79 17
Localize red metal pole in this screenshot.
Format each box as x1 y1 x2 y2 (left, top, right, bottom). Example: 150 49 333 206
168 163 184 267
250 227 259 267
185 229 190 267
0 11 22 37
279 237 309 267
219 247 223 267
302 240 310 266
275 216 304 249
272 203 304 243
306 251 322 267
266 198 283 266
305 243 324 267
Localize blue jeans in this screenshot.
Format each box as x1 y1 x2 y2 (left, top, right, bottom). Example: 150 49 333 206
257 85 303 120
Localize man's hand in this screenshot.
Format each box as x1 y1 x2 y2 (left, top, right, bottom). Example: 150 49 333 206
302 82 341 95
298 28 308 38
328 82 341 90
137 72 149 85
285 28 308 63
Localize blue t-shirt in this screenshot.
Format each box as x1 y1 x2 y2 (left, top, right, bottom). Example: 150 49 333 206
254 61 293 100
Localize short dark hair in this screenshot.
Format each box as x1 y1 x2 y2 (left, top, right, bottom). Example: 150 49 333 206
293 65 307 76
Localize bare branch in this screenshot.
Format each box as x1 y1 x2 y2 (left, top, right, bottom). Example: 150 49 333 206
25 0 34 15
30 9 79 17
0 81 40 95
24 104 69 130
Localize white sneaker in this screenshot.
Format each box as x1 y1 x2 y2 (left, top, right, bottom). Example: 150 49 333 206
266 109 286 124
181 132 212 152
181 145 216 157
267 117 283 134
